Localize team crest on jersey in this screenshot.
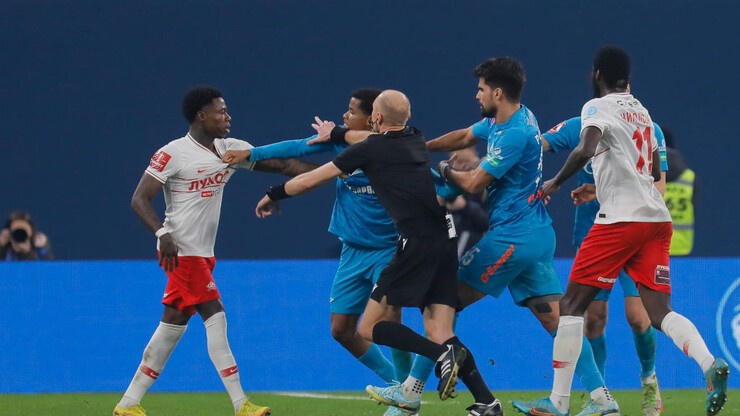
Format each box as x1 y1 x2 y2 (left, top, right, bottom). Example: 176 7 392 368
654 265 670 285
150 151 172 172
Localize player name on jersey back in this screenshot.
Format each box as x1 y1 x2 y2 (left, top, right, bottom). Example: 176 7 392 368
144 134 255 257
580 93 671 224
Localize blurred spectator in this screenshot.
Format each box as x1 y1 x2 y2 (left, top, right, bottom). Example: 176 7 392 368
441 147 489 257
662 128 695 256
0 210 54 261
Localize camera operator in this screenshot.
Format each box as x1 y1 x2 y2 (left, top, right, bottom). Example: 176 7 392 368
0 210 54 261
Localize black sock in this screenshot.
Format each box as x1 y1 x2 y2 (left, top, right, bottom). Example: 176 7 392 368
444 336 496 404
372 321 447 360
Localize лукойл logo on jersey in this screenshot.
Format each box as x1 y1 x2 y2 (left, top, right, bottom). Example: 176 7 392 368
717 275 740 371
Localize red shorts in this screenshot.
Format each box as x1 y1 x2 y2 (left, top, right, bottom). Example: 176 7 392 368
159 254 221 315
570 222 672 294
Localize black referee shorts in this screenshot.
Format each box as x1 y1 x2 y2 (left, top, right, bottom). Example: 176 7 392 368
370 231 458 309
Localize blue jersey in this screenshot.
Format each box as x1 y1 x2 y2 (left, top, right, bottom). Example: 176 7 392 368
543 117 669 245
250 135 397 248
471 105 551 231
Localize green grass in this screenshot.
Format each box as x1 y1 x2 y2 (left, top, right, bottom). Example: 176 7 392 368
0 390 735 416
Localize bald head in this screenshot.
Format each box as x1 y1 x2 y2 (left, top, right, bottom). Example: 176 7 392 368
372 90 411 129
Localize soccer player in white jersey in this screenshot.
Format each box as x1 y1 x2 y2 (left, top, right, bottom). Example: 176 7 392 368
113 86 316 416
513 47 729 416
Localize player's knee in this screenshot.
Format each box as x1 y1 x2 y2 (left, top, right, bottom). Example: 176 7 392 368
425 324 453 344
584 316 606 338
625 310 650 333
330 325 357 346
648 309 671 330
357 321 374 342
584 306 607 337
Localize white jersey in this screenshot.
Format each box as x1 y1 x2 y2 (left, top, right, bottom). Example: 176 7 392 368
581 93 671 224
144 133 255 257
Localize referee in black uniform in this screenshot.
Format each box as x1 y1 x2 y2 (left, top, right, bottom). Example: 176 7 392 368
255 90 501 416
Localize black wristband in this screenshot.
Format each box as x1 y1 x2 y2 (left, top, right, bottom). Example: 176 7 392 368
329 127 349 144
266 183 291 201
438 161 452 180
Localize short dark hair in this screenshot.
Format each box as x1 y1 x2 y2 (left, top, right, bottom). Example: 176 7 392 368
473 57 526 102
351 88 382 116
182 86 222 123
4 210 34 230
594 46 630 89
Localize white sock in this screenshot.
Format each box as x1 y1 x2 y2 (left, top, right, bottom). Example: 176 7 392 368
205 312 247 412
402 376 425 399
589 386 615 404
118 322 187 408
660 311 714 372
549 316 584 414
642 372 657 385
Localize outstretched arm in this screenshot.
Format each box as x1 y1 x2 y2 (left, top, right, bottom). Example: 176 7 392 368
253 158 320 176
131 173 179 272
427 127 479 152
222 136 336 165
542 126 601 198
255 161 343 218
307 117 373 145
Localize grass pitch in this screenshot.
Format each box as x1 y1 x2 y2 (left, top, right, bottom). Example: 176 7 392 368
0 390 736 416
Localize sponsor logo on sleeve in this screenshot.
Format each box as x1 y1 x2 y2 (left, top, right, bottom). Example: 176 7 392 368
548 121 567 134
717 275 740 371
654 265 671 285
586 106 597 116
150 151 172 172
485 148 503 167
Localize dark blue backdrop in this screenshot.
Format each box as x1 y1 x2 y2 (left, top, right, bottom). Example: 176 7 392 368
1 258 739 393
1 0 738 260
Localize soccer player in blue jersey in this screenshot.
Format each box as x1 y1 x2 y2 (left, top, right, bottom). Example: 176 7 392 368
222 89 417 416
363 57 618 416
541 114 668 416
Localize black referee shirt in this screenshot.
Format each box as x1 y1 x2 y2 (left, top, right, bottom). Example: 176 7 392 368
332 127 447 236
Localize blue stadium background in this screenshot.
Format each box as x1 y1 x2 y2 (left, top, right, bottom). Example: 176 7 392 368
1 258 740 392
1 0 739 393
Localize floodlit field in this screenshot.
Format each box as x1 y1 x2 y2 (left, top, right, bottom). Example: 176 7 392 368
0 390 736 416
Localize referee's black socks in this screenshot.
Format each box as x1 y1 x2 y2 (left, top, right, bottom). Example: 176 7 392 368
372 321 447 360
444 336 496 404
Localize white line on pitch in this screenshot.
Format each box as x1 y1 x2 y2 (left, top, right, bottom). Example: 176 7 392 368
271 392 434 404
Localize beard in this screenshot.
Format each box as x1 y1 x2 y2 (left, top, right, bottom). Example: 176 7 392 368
480 104 497 118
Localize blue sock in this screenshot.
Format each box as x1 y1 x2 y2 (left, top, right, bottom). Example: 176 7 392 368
408 312 460 382
588 334 607 378
551 330 605 393
391 348 413 382
633 327 657 379
358 343 396 383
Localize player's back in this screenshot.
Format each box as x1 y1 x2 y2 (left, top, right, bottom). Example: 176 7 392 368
581 93 671 224
332 127 447 237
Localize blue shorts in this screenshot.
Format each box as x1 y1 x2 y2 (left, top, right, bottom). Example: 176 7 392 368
330 243 396 314
459 225 562 306
573 245 641 301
